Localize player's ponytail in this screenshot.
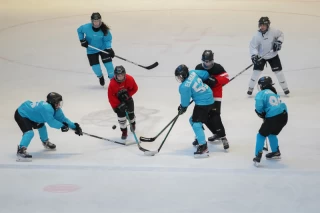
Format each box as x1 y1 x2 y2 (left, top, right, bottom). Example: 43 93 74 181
100 22 110 36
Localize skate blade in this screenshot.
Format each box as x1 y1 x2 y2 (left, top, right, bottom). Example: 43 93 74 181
194 152 209 159
254 162 260 167
266 156 281 160
16 157 32 162
43 148 56 151
224 148 229 153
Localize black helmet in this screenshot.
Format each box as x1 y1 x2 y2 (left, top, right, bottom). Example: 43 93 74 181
91 12 101 20
175 64 189 82
258 17 270 32
46 92 63 110
91 12 102 28
202 50 214 62
258 76 274 90
114 65 126 82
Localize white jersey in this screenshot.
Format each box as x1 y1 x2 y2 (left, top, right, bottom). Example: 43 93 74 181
249 27 284 60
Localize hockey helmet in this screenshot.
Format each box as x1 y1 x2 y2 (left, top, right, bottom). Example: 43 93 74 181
258 76 274 90
175 64 189 83
47 92 63 109
114 65 126 82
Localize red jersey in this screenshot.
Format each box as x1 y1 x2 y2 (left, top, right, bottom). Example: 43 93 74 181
108 74 138 108
195 63 229 101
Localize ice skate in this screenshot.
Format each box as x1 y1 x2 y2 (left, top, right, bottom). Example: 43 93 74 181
266 147 281 159
99 76 105 86
253 152 263 167
42 140 56 150
16 146 32 162
221 137 229 151
194 143 209 158
247 87 254 95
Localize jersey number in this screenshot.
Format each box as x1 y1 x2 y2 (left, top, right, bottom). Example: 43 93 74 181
192 78 207 92
269 96 281 106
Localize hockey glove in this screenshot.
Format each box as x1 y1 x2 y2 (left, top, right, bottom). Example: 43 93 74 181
273 40 282 52
80 39 88 48
178 105 187 115
117 89 130 102
105 48 115 58
203 77 217 88
255 109 266 119
61 122 69 132
251 55 262 66
74 123 83 136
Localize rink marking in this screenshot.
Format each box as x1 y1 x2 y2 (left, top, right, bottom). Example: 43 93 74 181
0 164 320 176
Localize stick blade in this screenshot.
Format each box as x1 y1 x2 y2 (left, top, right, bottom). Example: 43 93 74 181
139 136 155 142
140 62 159 70
144 150 158 156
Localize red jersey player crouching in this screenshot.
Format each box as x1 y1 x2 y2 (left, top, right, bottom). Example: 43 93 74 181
194 50 230 151
108 66 138 139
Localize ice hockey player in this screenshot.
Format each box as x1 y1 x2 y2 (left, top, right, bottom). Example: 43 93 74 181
14 92 83 162
193 50 230 151
108 66 138 140
77 12 115 86
247 17 290 95
253 76 288 166
175 64 214 158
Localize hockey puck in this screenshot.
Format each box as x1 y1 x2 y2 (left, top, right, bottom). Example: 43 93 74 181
112 125 116 130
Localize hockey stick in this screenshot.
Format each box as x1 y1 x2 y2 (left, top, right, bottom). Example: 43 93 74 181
144 114 180 156
82 131 127 146
139 114 179 142
139 100 194 142
88 45 159 70
228 50 273 82
124 111 154 153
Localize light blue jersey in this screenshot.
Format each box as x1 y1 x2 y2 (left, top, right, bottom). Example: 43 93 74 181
18 101 76 129
179 70 214 107
255 89 287 118
77 23 112 54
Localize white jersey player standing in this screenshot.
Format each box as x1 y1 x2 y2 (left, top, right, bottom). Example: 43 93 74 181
247 17 290 95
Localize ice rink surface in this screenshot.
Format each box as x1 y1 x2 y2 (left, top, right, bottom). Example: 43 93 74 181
0 0 320 212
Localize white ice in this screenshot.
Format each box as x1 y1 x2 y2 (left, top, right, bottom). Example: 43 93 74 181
1 0 320 212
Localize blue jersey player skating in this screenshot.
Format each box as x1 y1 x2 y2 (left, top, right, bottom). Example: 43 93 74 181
175 64 214 158
253 76 288 166
77 12 115 86
14 92 83 162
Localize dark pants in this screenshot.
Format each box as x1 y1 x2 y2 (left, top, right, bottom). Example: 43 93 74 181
204 101 226 137
14 109 44 133
253 54 282 72
259 111 288 137
87 51 112 66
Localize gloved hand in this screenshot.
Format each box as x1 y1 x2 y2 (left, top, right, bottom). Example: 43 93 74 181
117 89 130 102
203 77 217 88
105 48 115 58
255 109 266 119
251 55 262 66
178 105 187 115
273 40 282 52
74 123 83 136
80 39 88 48
61 122 69 132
